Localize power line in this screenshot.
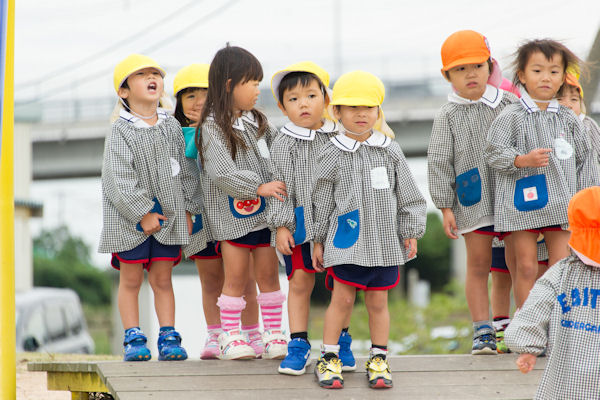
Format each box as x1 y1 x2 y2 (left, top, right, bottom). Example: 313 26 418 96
17 0 205 88
16 0 239 105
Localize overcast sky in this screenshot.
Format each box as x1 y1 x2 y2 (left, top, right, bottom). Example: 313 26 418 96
14 0 600 102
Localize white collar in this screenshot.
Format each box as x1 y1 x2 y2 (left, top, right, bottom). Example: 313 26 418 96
232 111 259 131
119 107 168 128
330 130 392 153
280 119 338 141
447 85 504 109
579 113 586 121
519 89 560 114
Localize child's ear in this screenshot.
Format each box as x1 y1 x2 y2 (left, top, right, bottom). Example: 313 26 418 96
117 87 129 99
332 105 341 120
277 102 288 116
517 70 526 85
441 69 451 83
324 93 330 107
226 79 232 93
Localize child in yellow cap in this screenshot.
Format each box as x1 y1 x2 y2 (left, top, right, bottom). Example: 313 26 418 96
312 70 426 389
100 54 201 361
172 64 263 360
557 66 600 167
505 186 600 399
428 30 519 355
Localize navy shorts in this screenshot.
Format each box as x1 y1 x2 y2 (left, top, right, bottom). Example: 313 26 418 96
283 242 315 280
326 264 400 291
490 246 509 274
471 225 501 237
111 236 181 271
190 241 221 260
219 227 271 251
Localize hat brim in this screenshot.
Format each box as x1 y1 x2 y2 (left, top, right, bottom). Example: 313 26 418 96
329 97 380 107
116 65 166 93
441 55 489 72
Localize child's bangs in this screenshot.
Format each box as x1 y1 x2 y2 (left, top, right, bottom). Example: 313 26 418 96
241 56 263 83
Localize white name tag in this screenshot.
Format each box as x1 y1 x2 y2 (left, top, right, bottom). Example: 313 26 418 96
256 138 270 159
554 137 573 160
370 167 390 189
170 157 181 177
523 186 538 202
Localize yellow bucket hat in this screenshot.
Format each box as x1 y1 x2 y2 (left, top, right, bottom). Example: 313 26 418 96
330 70 394 138
271 61 330 102
565 64 584 99
568 186 600 267
113 54 165 93
173 63 210 96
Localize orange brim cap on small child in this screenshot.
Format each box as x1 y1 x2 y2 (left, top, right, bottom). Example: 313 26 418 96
565 64 584 99
440 30 502 87
568 186 600 267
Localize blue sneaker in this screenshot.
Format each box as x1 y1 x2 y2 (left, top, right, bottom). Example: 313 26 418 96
158 329 188 361
123 328 151 361
338 330 356 371
472 325 497 355
278 338 311 375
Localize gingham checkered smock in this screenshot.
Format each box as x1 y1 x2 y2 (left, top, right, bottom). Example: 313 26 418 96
504 255 600 399
181 128 210 258
200 111 278 241
582 115 600 168
266 119 338 244
485 91 599 232
99 109 202 253
428 86 518 233
312 131 427 268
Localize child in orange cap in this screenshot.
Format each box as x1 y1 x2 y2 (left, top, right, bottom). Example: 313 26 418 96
428 30 519 355
505 186 600 399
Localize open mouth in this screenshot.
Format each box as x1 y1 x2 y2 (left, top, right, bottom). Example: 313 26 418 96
148 82 157 91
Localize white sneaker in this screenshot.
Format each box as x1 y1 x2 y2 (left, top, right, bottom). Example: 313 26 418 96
218 330 256 360
262 329 287 360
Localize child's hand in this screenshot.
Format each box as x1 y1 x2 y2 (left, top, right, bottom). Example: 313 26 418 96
140 212 167 235
312 242 325 272
257 181 287 202
186 211 193 235
441 208 458 239
515 148 552 168
276 227 295 255
185 110 201 127
404 238 417 258
516 353 537 374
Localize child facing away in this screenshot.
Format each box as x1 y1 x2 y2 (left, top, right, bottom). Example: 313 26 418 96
505 186 600 399
99 54 199 361
196 44 288 360
485 39 599 310
427 30 518 354
268 62 356 375
312 71 427 389
557 65 600 167
172 64 263 359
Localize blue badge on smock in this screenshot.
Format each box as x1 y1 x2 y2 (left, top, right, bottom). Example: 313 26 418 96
293 206 306 244
455 168 482 207
514 174 548 212
333 209 360 249
228 196 266 219
182 127 198 159
136 198 164 232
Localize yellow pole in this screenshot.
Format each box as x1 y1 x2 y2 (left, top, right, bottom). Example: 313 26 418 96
0 0 15 399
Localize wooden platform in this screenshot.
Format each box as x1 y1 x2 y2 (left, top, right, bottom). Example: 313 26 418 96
28 354 546 400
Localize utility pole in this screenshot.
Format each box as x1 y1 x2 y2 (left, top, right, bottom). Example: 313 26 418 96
583 26 600 111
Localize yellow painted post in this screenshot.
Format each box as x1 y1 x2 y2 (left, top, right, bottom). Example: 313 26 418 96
0 0 15 399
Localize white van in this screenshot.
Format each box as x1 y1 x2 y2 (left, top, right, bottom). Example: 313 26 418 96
16 287 95 354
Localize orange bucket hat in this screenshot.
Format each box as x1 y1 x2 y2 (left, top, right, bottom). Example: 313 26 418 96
565 65 584 99
568 187 600 266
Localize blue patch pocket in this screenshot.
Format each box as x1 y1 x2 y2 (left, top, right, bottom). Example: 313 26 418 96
190 213 203 235
228 196 266 219
182 127 198 159
455 168 481 207
514 174 548 212
333 209 360 249
136 198 163 232
293 206 306 244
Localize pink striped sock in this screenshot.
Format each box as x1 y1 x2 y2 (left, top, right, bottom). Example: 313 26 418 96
217 295 246 333
256 290 286 331
242 324 261 341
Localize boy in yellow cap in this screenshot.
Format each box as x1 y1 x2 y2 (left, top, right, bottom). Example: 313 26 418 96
428 30 519 355
505 186 600 399
312 70 426 389
100 54 201 361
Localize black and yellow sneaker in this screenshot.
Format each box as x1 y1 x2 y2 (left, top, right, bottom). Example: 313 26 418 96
366 355 393 389
314 354 343 389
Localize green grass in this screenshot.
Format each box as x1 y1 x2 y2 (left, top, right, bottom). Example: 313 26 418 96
83 304 113 355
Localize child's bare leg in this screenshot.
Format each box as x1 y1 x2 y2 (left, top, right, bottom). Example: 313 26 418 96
195 258 223 326
251 246 281 293
537 263 549 279
543 230 571 267
288 269 315 333
220 242 251 297
491 271 512 318
364 290 389 346
509 231 539 308
463 232 494 321
118 264 144 329
241 258 259 326
323 281 356 345
147 260 175 327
